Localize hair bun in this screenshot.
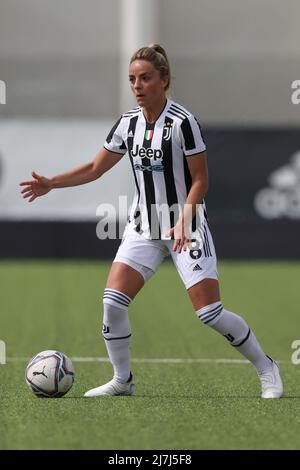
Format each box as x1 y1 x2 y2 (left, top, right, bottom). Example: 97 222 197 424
148 43 168 59
148 43 161 51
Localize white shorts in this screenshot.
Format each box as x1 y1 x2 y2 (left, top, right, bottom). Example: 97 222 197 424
114 223 219 290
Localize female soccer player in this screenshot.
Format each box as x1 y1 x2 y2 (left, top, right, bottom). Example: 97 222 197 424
20 44 283 399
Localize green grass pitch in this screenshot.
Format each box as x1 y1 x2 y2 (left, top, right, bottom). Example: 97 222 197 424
0 260 300 450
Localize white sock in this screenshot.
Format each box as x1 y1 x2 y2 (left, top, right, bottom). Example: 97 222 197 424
197 302 273 374
102 288 132 382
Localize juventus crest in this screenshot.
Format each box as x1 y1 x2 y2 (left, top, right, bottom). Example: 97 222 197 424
163 122 172 140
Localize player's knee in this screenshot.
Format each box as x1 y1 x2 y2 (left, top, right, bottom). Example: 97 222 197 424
124 260 155 283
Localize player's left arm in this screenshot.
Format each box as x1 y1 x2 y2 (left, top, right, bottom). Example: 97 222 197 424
167 151 209 252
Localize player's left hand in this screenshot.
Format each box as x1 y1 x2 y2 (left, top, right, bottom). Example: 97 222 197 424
165 222 192 253
19 171 52 202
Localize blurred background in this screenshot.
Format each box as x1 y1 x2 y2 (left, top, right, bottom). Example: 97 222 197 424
0 0 299 259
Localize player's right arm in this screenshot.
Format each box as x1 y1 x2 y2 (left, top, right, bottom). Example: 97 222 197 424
19 147 123 203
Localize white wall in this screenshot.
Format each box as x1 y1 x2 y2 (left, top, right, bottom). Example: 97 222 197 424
0 0 119 58
0 0 299 123
0 119 134 221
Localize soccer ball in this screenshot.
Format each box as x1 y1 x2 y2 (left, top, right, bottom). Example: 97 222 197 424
25 350 75 398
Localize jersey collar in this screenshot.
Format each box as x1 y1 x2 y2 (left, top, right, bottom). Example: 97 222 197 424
141 99 170 126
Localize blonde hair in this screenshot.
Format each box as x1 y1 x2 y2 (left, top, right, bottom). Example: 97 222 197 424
130 43 171 91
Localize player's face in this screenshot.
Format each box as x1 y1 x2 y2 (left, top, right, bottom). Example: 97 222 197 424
129 60 168 108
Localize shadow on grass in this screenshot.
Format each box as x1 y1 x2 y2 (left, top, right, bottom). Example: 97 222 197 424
41 393 300 400
126 394 300 400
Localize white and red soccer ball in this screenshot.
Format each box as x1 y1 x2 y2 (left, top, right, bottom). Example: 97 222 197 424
25 350 75 398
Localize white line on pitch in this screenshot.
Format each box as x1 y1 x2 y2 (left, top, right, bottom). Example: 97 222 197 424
6 357 290 364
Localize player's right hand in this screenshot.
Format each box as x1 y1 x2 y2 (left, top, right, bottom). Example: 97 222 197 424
19 171 52 202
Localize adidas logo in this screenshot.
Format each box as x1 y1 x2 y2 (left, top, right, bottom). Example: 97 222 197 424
128 130 134 138
193 264 202 271
254 150 300 219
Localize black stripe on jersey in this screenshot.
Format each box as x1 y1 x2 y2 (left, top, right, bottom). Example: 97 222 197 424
202 225 208 256
183 157 192 195
203 225 212 257
106 117 123 144
205 225 212 256
170 103 189 118
161 117 178 228
203 207 210 232
183 156 203 232
202 226 209 257
168 109 185 121
123 109 141 117
203 232 208 257
142 122 161 239
170 105 189 120
126 116 141 231
182 156 198 232
120 141 127 151
181 117 196 151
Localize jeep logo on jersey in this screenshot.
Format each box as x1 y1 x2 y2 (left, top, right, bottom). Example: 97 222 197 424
130 145 163 161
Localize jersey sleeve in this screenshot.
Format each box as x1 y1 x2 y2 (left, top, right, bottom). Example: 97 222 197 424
104 117 127 155
179 115 206 156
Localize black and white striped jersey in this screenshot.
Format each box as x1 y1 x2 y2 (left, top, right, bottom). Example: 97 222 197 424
104 99 207 239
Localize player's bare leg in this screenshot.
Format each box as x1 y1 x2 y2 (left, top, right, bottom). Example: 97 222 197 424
105 261 145 299
187 278 220 310
188 278 283 399
84 262 146 397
